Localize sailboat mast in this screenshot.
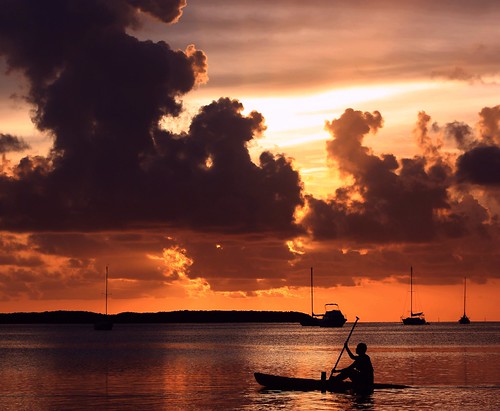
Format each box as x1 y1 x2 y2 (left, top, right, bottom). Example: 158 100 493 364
310 267 314 316
105 265 108 316
410 266 413 315
463 277 467 316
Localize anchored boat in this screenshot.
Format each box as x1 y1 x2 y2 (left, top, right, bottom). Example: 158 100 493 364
300 267 347 328
458 277 470 324
402 266 428 325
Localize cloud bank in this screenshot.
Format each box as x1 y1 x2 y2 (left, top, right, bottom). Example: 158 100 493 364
0 1 499 305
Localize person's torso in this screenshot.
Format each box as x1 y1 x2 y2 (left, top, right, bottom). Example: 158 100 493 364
354 354 374 383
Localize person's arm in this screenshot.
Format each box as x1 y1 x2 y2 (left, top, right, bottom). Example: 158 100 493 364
345 343 356 360
332 362 355 373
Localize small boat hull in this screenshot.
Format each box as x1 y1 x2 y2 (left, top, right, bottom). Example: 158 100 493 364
255 372 332 392
402 316 428 325
300 307 347 328
458 315 470 324
254 372 409 393
320 307 347 327
300 316 321 326
301 268 346 328
299 316 346 327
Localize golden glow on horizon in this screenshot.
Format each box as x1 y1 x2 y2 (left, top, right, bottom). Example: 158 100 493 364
3 279 498 322
0 233 497 320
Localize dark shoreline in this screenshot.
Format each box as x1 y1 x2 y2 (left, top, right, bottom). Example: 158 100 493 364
0 310 312 324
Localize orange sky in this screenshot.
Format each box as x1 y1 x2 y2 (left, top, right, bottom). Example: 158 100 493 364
0 0 499 321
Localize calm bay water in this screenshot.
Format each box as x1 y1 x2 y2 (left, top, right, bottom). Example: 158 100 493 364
0 322 498 410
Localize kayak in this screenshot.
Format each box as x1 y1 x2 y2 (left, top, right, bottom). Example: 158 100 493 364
254 372 410 393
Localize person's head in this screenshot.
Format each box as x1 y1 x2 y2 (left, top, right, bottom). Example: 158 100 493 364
356 342 367 354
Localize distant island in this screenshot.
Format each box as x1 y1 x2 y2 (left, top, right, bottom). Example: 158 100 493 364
0 310 312 324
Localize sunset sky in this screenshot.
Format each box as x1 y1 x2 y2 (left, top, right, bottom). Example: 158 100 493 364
0 0 499 322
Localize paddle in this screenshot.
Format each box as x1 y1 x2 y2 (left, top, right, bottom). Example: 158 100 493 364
330 316 359 378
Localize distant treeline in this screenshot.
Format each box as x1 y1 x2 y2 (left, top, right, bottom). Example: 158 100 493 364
0 310 312 324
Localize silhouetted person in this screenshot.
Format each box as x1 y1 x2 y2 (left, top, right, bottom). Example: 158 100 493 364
331 342 374 390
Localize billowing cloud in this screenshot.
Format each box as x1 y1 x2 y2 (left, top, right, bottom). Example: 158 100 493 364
456 146 500 186
0 97 303 233
0 1 303 234
478 105 500 145
294 105 500 289
302 108 465 243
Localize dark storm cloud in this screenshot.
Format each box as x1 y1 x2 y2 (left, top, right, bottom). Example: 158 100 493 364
28 233 110 258
456 146 500 185
0 133 30 153
302 108 469 243
454 105 500 186
0 1 303 235
140 97 303 234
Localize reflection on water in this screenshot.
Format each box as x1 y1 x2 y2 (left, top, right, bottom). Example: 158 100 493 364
0 323 499 410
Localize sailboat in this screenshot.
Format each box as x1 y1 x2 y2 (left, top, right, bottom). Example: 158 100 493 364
458 277 471 324
94 266 113 330
300 267 347 328
402 266 428 325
